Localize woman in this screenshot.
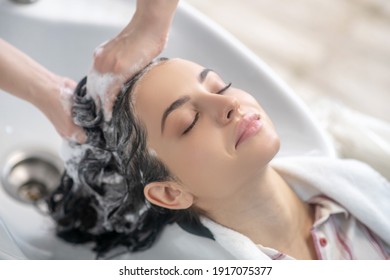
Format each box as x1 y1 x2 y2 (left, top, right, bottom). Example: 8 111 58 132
49 57 390 260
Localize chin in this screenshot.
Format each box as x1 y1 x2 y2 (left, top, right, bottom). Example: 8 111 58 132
241 127 280 169
259 132 280 164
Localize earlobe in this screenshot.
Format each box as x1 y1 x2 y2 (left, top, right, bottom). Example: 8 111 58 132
144 181 193 210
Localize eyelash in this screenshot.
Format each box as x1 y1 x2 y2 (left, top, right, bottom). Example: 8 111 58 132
217 82 232 94
182 83 232 135
182 112 199 135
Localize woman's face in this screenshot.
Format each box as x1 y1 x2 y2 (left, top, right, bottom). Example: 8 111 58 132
133 59 280 209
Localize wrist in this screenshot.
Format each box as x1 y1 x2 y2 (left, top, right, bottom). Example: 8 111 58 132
135 0 179 21
131 4 177 39
32 73 62 113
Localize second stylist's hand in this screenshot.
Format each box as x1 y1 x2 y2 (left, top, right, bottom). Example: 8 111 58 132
88 0 179 121
37 76 87 143
0 39 86 143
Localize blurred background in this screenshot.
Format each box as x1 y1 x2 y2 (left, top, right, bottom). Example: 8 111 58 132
185 0 390 179
186 0 390 123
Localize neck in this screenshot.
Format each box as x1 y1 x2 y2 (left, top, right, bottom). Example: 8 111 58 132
205 165 315 259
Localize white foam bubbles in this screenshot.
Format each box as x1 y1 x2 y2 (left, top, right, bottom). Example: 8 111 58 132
86 69 121 121
60 139 92 186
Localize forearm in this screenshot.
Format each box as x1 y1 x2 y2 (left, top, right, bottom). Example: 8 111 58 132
0 39 84 142
0 38 59 110
130 0 179 37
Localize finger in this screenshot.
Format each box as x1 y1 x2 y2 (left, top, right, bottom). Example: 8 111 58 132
67 127 87 144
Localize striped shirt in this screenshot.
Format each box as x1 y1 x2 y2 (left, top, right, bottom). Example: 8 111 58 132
256 196 390 260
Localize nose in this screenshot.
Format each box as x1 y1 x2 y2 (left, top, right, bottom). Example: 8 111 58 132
203 94 240 126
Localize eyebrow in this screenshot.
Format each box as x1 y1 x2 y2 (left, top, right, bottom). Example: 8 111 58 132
161 68 212 134
199 68 213 83
161 95 190 133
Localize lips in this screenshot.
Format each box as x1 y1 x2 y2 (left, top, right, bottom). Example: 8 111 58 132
235 113 262 148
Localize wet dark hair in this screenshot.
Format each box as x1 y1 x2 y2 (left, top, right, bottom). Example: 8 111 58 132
47 58 212 259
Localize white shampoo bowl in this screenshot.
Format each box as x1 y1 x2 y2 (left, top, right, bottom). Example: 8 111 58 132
0 0 334 259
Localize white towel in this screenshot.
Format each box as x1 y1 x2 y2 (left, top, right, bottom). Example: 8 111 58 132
201 157 390 259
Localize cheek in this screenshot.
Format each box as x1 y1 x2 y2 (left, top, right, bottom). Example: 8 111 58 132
160 131 230 197
232 90 264 111
172 134 219 177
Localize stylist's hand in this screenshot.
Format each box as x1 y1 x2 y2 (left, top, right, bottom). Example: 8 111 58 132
0 39 86 143
38 76 87 143
89 0 179 120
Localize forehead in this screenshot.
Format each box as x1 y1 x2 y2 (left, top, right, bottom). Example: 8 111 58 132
135 58 203 96
133 59 202 110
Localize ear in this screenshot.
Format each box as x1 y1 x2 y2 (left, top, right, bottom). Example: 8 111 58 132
144 181 194 210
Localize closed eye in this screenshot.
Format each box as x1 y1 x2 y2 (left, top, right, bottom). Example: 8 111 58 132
216 82 232 94
182 83 232 135
182 112 200 135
